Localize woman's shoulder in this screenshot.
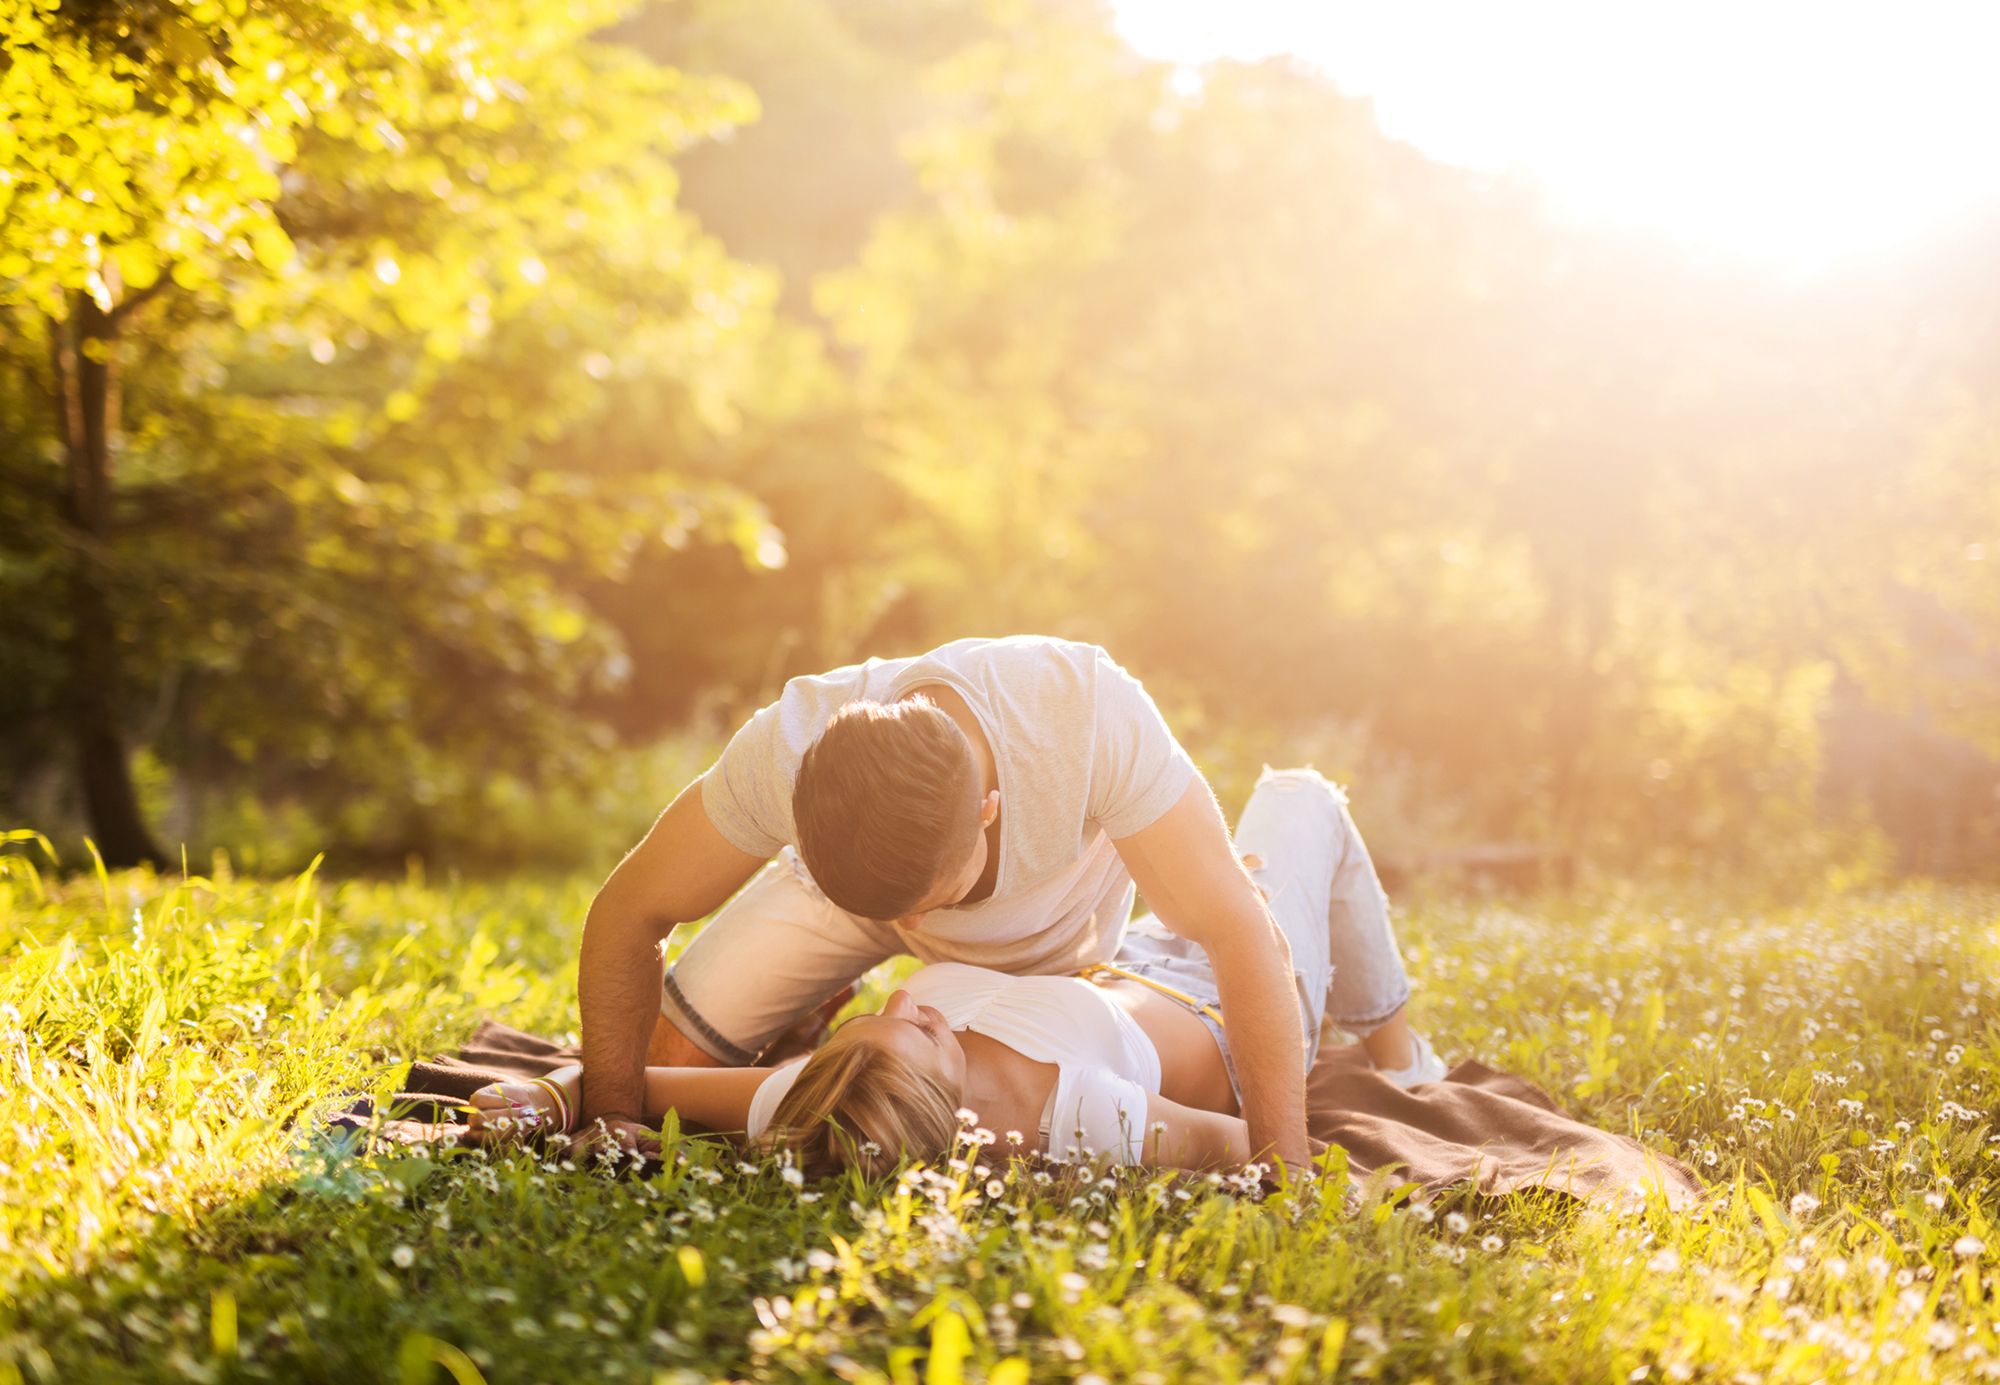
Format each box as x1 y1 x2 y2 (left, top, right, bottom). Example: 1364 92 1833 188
905 960 1008 989
907 963 1104 1009
903 961 1014 1008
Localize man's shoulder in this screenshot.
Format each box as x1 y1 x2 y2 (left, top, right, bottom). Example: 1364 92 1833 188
924 634 1114 682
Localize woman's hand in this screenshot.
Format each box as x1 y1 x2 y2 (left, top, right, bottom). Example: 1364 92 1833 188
465 1065 582 1140
465 1080 559 1139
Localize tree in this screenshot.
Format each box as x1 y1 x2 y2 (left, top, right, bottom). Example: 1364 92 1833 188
0 0 798 862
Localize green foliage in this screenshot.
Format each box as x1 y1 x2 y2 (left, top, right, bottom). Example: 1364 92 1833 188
4 0 1998 871
808 18 1782 869
1 861 1996 1380
0 0 818 859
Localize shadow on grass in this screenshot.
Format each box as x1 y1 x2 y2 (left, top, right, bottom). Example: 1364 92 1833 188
0 1122 809 1384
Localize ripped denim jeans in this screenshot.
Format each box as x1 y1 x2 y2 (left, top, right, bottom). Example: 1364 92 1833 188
1109 766 1413 1104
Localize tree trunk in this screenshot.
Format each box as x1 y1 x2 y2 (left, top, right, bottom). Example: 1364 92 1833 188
50 295 164 868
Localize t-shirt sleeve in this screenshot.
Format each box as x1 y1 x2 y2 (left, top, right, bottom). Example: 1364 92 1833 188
745 1056 808 1140
1045 1065 1150 1165
1087 646 1198 839
699 700 790 859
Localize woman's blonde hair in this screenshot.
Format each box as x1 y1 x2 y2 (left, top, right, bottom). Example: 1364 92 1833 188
754 1023 960 1180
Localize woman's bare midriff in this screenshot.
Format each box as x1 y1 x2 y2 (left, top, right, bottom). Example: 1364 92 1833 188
1092 976 1240 1116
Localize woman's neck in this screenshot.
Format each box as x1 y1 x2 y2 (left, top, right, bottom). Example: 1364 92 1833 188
955 1029 1058 1141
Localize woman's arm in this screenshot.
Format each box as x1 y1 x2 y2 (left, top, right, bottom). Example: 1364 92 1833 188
1140 1090 1254 1171
470 1063 772 1143
641 1065 772 1135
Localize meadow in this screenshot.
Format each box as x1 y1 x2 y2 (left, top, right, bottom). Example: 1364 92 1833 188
1 837 1995 1384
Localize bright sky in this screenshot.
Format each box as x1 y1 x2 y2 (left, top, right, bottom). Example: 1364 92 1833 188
1112 1 2000 271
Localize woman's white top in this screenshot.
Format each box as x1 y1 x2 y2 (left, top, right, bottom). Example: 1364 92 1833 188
745 963 1157 1164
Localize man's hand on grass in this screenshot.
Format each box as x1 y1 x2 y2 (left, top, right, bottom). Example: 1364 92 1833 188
567 1113 661 1162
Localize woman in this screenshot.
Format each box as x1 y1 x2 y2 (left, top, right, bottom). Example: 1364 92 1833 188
472 768 1444 1175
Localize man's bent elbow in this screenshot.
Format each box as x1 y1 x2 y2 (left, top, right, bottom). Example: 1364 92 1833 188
581 891 676 956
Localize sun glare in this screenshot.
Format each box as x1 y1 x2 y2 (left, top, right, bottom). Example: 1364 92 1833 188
1114 0 2000 270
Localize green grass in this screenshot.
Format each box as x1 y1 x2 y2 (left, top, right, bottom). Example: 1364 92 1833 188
0 838 1995 1383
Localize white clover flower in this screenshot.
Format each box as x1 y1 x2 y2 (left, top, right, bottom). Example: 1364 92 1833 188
1005 1130 1024 1146
1647 1247 1681 1274
987 1179 1005 1198
1955 1236 1986 1259
1444 1211 1470 1235
780 1165 804 1188
391 1245 416 1269
1790 1192 1821 1218
1480 1234 1504 1253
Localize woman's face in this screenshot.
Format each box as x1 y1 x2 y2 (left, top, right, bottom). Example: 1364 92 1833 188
843 988 968 1093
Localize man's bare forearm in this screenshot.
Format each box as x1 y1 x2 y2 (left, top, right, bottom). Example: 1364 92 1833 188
1208 910 1311 1166
572 782 765 1131
576 897 669 1124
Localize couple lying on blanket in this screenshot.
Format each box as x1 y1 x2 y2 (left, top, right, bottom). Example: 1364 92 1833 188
447 638 1694 1202
473 762 1442 1177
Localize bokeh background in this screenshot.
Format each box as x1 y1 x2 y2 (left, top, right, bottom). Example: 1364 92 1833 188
4 0 1996 883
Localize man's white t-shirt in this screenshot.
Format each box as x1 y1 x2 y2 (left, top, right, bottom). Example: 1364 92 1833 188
699 635 1197 975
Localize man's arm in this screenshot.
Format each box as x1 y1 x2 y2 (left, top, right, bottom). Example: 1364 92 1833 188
577 777 765 1137
1114 776 1311 1167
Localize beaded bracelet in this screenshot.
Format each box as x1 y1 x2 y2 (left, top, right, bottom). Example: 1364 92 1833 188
530 1076 572 1133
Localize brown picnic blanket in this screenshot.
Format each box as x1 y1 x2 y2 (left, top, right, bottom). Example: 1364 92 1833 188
332 1020 1703 1209
1302 1043 1703 1209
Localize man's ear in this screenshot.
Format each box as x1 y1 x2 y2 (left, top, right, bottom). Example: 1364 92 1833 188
980 789 1001 827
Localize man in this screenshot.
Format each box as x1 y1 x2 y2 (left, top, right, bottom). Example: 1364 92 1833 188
576 635 1429 1167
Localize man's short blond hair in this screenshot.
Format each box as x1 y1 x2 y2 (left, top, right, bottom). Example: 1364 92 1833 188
792 695 983 920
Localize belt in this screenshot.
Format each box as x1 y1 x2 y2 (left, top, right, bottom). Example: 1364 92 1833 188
1076 962 1225 1026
